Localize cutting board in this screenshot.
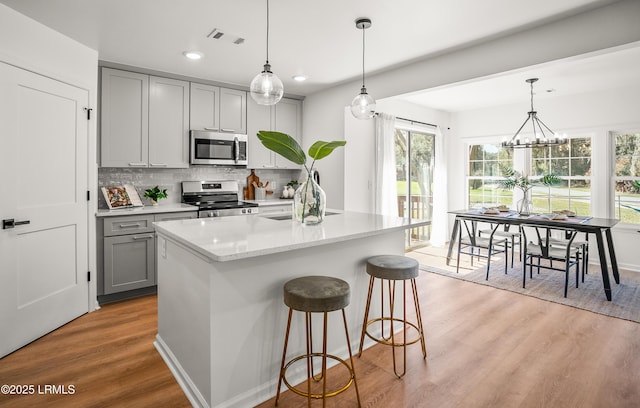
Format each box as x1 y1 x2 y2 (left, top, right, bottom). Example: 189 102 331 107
246 169 260 200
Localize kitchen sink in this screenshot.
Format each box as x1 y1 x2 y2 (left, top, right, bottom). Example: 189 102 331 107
263 211 340 221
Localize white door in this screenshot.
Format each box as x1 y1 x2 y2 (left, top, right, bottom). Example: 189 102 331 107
0 62 90 358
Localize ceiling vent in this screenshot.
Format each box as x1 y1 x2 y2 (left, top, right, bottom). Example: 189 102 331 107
207 28 245 45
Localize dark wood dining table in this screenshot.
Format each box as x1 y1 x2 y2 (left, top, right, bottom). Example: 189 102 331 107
446 209 620 301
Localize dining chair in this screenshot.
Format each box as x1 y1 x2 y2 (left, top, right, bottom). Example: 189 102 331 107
520 224 580 297
478 222 521 268
549 232 589 282
456 219 508 279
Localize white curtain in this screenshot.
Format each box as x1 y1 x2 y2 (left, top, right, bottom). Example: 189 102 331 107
430 126 448 246
375 113 398 216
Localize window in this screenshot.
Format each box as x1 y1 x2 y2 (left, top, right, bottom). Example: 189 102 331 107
613 131 640 224
395 127 435 248
467 143 513 207
530 137 592 215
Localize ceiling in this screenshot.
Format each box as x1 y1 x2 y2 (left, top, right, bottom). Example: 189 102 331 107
0 0 627 105
395 44 640 112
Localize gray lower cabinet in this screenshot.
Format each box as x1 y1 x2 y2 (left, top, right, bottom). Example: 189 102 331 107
98 211 197 301
103 232 155 294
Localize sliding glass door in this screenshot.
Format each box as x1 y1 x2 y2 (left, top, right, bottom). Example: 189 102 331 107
395 126 435 249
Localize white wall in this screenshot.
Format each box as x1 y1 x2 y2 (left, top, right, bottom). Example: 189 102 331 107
302 0 640 210
0 4 99 307
450 84 640 271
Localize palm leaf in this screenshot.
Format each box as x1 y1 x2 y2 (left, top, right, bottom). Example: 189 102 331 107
308 140 347 160
256 131 306 165
540 173 561 186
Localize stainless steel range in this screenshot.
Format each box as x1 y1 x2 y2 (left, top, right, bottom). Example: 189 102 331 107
181 180 258 218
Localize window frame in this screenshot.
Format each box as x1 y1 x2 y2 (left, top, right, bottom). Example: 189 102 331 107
466 142 514 208
611 130 640 226
528 136 593 215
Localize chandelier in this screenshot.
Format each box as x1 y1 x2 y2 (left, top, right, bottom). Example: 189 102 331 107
502 78 567 149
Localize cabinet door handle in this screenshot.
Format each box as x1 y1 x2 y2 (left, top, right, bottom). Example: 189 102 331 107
220 128 236 133
150 163 168 167
128 162 147 167
203 127 218 131
132 234 154 240
119 223 142 228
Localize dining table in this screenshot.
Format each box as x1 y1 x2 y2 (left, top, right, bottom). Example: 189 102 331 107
446 209 620 301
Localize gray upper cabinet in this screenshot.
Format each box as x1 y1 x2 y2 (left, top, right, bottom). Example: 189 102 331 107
190 84 246 134
189 83 220 131
247 97 302 169
100 68 149 168
273 99 303 169
247 99 273 168
100 68 189 168
219 88 247 134
149 76 189 168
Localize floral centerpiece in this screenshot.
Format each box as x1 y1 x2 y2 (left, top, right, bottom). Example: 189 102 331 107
499 167 560 214
256 131 346 224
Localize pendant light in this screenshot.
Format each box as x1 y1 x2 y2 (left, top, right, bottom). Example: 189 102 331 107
502 78 567 149
350 18 376 120
250 0 284 105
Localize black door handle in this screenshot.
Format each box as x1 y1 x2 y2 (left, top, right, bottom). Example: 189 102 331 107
2 219 31 229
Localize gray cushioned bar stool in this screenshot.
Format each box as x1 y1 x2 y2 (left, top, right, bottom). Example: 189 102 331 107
358 255 426 378
276 276 361 407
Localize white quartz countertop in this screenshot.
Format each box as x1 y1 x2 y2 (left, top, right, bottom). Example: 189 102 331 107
96 203 198 218
154 211 430 262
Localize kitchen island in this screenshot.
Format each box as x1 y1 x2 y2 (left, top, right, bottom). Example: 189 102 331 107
154 212 428 408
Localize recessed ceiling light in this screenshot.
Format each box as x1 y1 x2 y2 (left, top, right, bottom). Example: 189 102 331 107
292 75 307 82
183 51 203 60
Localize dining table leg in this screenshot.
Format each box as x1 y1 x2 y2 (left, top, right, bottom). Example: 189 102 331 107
594 229 612 301
604 227 620 284
446 218 460 266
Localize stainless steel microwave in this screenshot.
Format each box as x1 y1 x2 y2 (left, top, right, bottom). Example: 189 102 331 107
190 130 248 166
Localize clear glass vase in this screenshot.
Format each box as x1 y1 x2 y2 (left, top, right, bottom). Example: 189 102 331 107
293 175 326 225
517 189 533 215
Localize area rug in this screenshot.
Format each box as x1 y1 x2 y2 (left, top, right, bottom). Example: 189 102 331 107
420 261 640 323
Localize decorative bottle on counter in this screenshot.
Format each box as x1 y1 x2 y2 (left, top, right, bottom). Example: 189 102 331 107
293 176 326 225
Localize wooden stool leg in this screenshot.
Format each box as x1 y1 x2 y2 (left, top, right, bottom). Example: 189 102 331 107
276 308 293 406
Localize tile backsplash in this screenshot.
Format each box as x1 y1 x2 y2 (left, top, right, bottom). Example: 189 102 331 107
98 167 301 209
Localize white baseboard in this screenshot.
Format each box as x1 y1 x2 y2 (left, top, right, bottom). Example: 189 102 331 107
154 335 209 408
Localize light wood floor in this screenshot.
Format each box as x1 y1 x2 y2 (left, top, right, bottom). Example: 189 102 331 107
2 257 640 407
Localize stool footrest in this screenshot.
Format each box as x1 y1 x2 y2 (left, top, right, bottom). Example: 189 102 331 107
282 353 355 399
363 317 423 347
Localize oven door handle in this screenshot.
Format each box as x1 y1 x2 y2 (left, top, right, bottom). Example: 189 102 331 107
233 136 239 164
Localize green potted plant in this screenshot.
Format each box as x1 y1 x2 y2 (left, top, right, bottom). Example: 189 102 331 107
257 131 346 224
144 186 168 206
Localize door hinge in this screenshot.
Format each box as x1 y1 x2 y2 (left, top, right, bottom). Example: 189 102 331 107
84 107 93 120
87 190 90 201
87 271 91 282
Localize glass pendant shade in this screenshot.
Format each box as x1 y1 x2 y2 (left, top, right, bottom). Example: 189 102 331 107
351 18 375 120
250 64 284 105
350 87 376 119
